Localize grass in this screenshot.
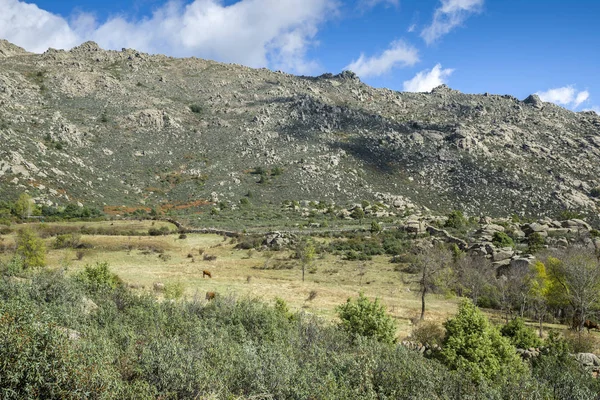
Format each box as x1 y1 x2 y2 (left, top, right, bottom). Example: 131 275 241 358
1 220 458 339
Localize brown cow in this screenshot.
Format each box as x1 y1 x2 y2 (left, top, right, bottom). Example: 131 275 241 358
584 319 599 332
203 270 212 278
205 291 216 301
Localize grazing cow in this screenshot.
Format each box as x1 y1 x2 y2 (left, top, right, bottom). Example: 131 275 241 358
205 291 216 301
584 319 599 332
203 270 212 278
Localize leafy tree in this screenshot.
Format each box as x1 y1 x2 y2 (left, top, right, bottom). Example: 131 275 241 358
544 248 600 330
16 228 46 269
528 260 550 337
351 207 365 221
337 292 397 344
295 239 315 282
438 300 526 383
500 318 542 349
14 193 33 219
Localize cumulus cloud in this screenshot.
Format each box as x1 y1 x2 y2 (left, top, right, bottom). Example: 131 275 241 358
536 86 589 109
402 63 453 92
421 0 483 44
345 40 419 78
0 0 338 74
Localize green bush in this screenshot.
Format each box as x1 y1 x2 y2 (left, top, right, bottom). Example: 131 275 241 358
531 331 600 398
189 104 202 114
164 282 185 300
445 210 467 230
0 266 589 399
16 228 46 269
500 318 542 349
336 292 397 344
75 262 122 290
492 231 514 248
438 300 527 383
590 187 600 198
53 233 81 249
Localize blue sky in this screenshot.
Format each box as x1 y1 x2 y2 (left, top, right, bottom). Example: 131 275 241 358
1 0 598 112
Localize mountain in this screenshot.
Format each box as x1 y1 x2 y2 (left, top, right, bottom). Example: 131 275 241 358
1 41 599 220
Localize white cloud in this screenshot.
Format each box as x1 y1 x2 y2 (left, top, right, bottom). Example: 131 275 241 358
0 0 338 74
421 0 483 44
358 0 398 9
345 40 419 78
402 63 453 92
407 24 417 33
536 86 589 109
574 90 590 108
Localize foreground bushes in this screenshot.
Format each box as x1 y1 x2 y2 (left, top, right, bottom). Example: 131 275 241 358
0 264 598 399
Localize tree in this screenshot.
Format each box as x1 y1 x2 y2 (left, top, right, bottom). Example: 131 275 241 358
350 207 365 222
295 239 315 282
16 228 46 269
438 300 526 383
527 260 550 337
544 247 600 331
336 292 397 344
452 254 495 306
407 243 451 320
13 193 33 219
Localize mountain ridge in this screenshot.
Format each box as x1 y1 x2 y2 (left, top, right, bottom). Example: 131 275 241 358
0 40 599 221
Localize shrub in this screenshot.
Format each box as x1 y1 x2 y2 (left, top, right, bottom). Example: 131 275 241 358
1 257 24 276
500 318 542 349
590 187 600 198
438 300 526 383
53 233 81 249
148 226 170 236
189 104 202 114
370 221 382 234
492 231 514 248
350 207 365 220
531 331 600 398
76 262 122 290
444 210 467 230
16 228 46 269
337 292 397 344
410 320 445 347
164 282 185 300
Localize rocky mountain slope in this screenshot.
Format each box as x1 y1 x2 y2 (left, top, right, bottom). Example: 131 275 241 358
1 40 599 220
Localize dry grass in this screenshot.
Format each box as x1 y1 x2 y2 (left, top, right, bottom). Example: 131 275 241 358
4 220 459 338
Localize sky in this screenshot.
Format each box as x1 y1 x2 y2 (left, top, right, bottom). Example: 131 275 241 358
1 0 598 113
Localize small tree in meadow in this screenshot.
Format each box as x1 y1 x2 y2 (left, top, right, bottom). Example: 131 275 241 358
337 292 397 344
438 300 526 383
16 228 46 269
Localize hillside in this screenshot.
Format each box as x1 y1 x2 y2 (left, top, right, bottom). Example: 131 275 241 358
1 40 599 220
